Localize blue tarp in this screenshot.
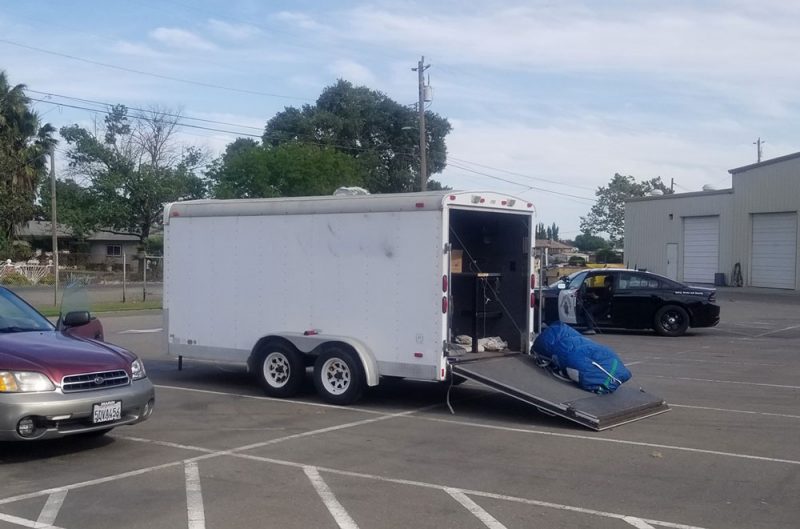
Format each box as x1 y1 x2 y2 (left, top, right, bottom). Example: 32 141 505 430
532 322 631 394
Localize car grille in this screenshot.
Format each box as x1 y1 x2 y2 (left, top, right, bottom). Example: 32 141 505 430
61 370 130 393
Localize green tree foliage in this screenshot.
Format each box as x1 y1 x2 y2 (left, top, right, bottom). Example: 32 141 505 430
574 233 609 252
535 222 560 240
579 173 672 247
59 106 206 242
38 179 98 241
546 222 559 240
0 71 56 239
262 79 452 193
207 139 362 198
596 248 624 264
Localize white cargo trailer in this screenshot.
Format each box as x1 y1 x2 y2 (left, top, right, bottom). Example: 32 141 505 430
164 191 667 430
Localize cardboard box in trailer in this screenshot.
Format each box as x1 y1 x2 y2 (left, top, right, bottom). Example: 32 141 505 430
164 191 668 430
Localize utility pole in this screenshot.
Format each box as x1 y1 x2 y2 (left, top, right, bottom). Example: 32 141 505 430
412 56 430 191
753 137 764 163
670 177 675 193
49 147 59 306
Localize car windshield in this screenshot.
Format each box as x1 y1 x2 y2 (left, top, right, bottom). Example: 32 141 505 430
0 289 54 333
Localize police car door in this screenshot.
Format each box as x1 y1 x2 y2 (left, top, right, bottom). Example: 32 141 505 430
557 271 588 325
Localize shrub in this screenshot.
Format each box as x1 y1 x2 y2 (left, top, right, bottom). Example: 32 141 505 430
568 256 587 266
0 272 31 286
38 274 56 285
11 241 34 262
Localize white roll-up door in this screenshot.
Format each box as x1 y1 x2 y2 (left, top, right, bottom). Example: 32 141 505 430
751 212 797 289
683 216 719 284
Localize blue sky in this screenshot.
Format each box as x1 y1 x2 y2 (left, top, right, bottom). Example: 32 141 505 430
3 0 800 238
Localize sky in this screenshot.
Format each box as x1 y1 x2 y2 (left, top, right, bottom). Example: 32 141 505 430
2 0 800 239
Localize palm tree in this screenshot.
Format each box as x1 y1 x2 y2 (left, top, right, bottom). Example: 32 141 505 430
0 70 57 240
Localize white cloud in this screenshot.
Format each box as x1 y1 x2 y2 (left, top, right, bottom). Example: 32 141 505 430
327 60 376 86
272 11 324 31
206 19 261 41
149 27 217 51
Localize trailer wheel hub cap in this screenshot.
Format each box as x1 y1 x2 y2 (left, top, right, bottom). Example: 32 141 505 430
321 358 350 395
264 352 291 387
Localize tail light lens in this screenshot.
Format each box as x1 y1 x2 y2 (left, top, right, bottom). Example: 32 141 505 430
442 275 448 293
531 292 536 308
531 274 536 289
442 296 448 313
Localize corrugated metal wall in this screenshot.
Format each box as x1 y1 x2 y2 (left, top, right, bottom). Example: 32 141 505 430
625 191 733 282
731 159 800 289
625 154 800 289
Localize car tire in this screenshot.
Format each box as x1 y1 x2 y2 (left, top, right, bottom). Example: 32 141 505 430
654 305 690 337
313 346 365 405
255 343 305 398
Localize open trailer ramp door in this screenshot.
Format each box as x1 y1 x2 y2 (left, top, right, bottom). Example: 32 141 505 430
450 354 669 431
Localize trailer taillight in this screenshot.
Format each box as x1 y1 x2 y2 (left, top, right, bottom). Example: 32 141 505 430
449 195 456 201
531 292 536 308
442 296 448 313
442 275 448 292
415 202 425 208
531 274 536 289
527 203 533 208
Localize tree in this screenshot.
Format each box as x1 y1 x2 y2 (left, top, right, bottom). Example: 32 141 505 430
263 79 452 193
0 71 56 240
59 105 206 242
38 179 98 242
579 173 672 247
574 233 609 252
546 222 559 241
207 140 363 199
535 222 547 239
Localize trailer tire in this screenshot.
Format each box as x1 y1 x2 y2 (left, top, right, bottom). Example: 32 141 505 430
654 305 689 337
314 346 365 405
255 343 305 397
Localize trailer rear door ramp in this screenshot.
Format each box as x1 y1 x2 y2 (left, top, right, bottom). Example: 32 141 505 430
450 353 669 431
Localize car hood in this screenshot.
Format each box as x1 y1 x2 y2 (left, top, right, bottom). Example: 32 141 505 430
0 331 136 383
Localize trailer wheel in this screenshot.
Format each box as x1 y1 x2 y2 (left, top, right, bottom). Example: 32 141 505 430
256 344 305 397
314 347 365 405
654 305 689 337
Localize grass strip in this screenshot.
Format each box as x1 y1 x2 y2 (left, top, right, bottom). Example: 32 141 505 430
37 300 162 317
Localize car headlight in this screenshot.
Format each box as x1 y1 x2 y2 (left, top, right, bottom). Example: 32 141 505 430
131 359 147 380
0 371 55 392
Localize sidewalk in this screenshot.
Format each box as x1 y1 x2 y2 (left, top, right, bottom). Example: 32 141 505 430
7 283 163 307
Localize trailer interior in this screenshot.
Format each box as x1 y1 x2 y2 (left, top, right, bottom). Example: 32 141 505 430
447 208 531 355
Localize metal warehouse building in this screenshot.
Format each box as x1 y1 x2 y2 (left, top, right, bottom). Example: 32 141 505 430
625 151 800 290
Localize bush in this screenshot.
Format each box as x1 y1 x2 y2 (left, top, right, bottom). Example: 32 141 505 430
568 256 587 266
11 241 34 262
0 272 31 286
596 249 623 264
38 274 56 285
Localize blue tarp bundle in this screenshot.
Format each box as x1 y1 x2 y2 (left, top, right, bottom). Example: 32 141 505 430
532 322 631 394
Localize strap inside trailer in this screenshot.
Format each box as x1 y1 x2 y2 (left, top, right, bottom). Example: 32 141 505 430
450 353 669 430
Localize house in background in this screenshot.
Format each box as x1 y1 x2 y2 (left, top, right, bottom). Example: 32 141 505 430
625 151 800 290
16 221 140 268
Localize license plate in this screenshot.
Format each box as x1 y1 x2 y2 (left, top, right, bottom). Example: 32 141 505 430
92 401 122 423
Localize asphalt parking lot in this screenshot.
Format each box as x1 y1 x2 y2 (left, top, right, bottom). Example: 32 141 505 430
2 289 799 529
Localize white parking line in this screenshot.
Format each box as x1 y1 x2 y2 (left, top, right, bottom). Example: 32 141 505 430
639 374 800 390
185 462 206 529
624 516 657 528
37 489 67 527
118 328 163 334
446 488 508 529
670 403 800 420
0 512 66 529
304 466 360 529
755 324 800 338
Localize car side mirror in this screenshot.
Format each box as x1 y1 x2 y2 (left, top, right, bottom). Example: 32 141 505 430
62 311 91 327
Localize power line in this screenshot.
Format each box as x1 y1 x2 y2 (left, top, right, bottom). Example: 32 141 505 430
0 38 310 102
448 156 597 192
446 162 596 203
27 89 265 131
